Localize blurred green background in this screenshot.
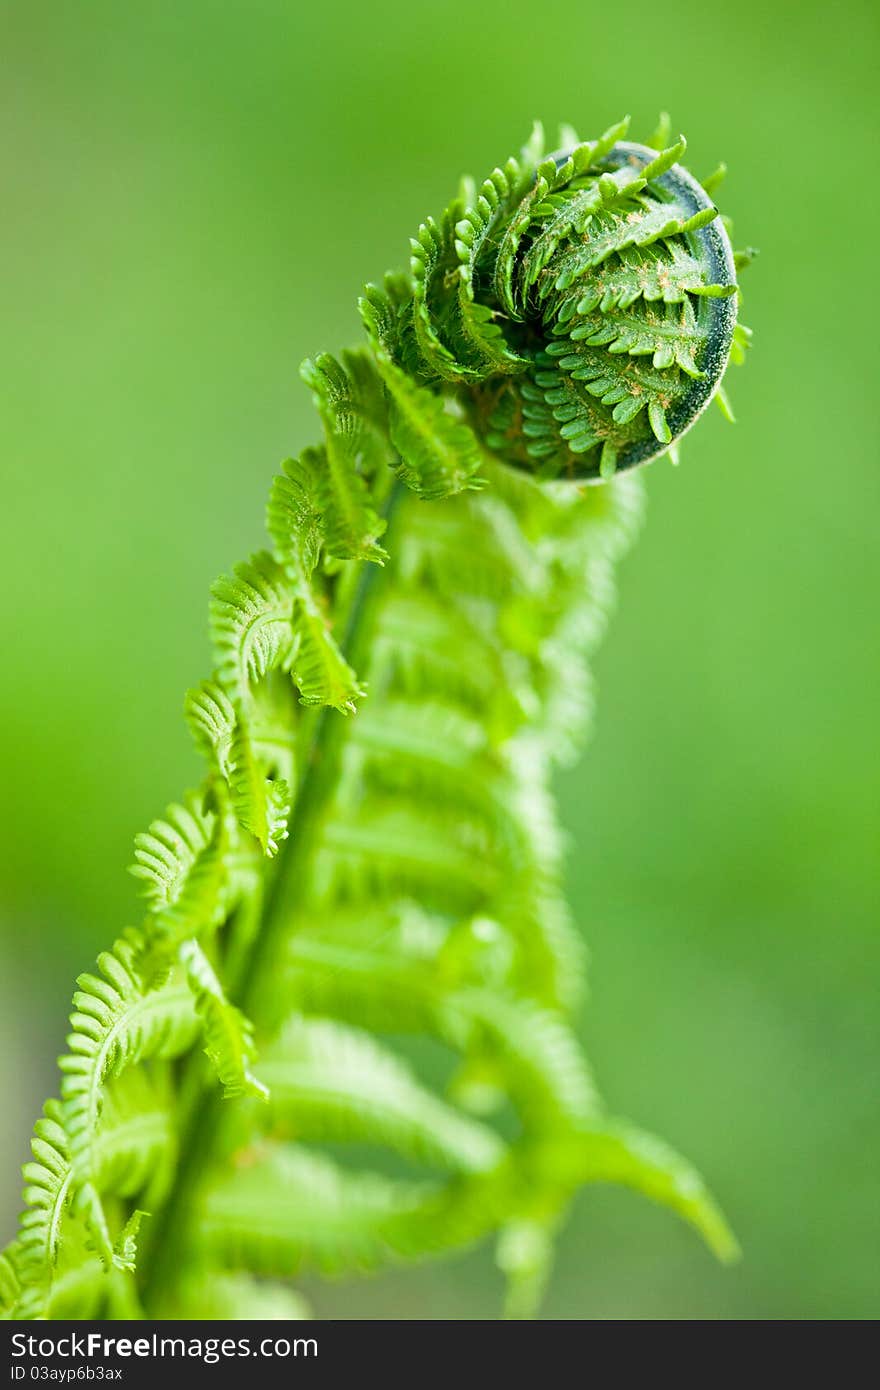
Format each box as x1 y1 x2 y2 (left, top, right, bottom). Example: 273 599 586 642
2 0 877 1320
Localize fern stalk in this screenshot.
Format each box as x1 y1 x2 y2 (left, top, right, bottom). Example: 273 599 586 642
2 116 752 1322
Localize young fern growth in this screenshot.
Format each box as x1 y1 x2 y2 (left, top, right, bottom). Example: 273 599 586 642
1 115 752 1322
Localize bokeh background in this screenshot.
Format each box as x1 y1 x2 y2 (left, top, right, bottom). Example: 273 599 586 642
2 0 877 1320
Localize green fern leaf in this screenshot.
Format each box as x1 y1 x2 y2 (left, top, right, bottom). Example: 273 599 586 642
185 680 236 778
549 1121 739 1262
265 449 325 588
546 198 719 294
132 795 232 950
59 934 200 1246
560 295 706 378
17 1103 71 1293
1 118 745 1322
383 365 485 499
226 725 290 857
290 595 364 712
112 1209 147 1275
374 590 514 717
92 1070 175 1204
454 163 531 375
452 992 600 1131
181 939 268 1101
184 681 290 854
257 1015 505 1173
210 552 295 701
535 343 685 449
284 933 443 1037
130 793 215 912
299 354 388 562
266 451 367 711
360 291 485 498
198 1145 435 1277
0 1247 21 1318
520 154 657 292
549 241 734 322
284 935 597 1130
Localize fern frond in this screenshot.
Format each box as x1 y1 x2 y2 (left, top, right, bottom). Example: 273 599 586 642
283 934 596 1131
204 1146 539 1277
317 798 503 914
560 296 707 378
538 342 686 447
455 164 532 375
197 1147 521 1277
184 680 290 854
452 992 600 1131
2 119 746 1321
226 726 290 857
257 1015 505 1174
290 595 364 712
185 679 236 774
210 551 295 701
0 1247 21 1318
361 292 485 499
265 450 324 587
546 198 719 295
153 832 231 943
265 449 368 711
387 383 485 499
374 590 516 722
113 1209 147 1275
180 940 267 1100
59 934 199 1250
549 241 734 321
344 698 583 1008
15 1102 72 1312
283 933 443 1036
411 209 476 382
520 153 659 293
199 1145 431 1276
549 1121 739 1262
130 793 215 912
93 1069 176 1203
300 354 389 562
493 145 594 318
396 494 540 607
133 799 232 953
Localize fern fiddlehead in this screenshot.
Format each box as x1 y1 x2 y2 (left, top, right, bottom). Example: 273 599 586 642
1 116 751 1321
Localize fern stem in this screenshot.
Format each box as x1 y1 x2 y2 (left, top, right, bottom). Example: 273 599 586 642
138 477 404 1310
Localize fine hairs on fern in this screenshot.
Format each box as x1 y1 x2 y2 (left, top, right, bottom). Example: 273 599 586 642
1 114 753 1322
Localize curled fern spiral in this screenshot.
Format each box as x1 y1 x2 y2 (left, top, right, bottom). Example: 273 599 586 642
365 117 745 482
1 117 751 1322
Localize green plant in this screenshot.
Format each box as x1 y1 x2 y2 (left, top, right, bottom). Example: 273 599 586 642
1 115 752 1321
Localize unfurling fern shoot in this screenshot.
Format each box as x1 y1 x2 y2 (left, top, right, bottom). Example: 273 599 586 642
1 116 753 1321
